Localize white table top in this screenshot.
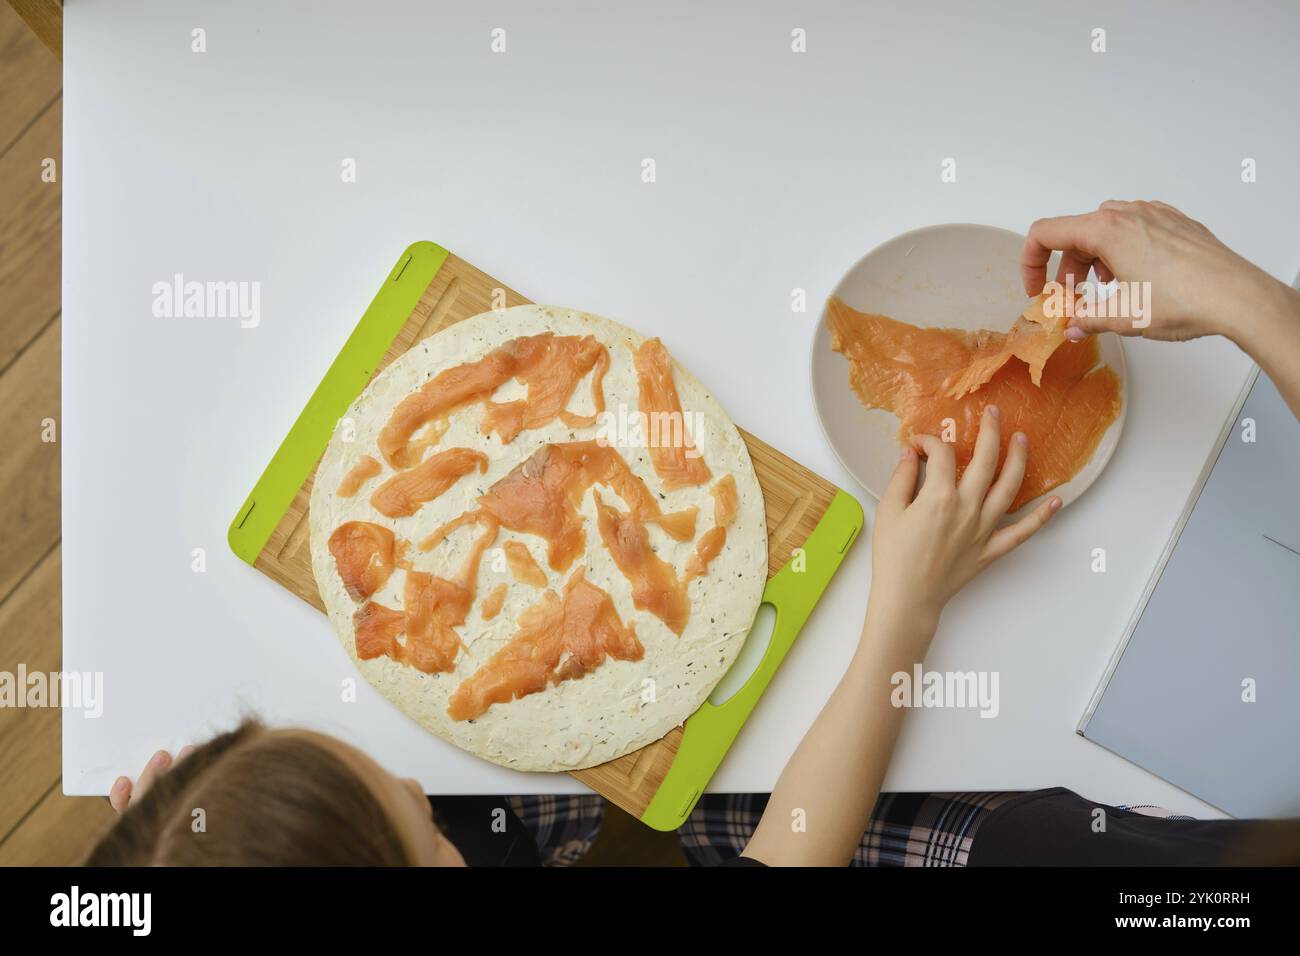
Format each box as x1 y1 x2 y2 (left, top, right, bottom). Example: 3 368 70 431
64 0 1300 816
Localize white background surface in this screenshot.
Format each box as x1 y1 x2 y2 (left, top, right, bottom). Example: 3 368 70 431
63 0 1300 815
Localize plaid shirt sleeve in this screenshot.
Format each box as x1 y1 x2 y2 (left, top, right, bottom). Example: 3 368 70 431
680 791 1023 867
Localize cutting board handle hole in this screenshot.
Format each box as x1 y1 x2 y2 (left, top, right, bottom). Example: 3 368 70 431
708 603 776 706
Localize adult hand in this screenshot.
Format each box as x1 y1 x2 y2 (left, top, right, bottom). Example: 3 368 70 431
1021 200 1289 345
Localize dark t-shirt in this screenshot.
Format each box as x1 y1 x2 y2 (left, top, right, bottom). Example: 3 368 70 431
429 797 541 867
967 788 1265 866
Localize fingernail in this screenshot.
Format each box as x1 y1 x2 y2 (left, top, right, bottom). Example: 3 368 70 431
112 776 130 793
152 750 171 768
1064 326 1086 342
1015 432 1028 446
1049 497 1063 513
899 445 913 461
987 404 999 420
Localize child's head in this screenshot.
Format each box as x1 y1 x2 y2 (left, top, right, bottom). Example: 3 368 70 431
87 719 465 866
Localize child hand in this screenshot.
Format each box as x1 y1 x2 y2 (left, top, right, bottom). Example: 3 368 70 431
108 746 195 814
869 406 1061 628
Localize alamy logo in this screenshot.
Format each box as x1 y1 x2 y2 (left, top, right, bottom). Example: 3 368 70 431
0 666 102 718
151 273 261 328
890 665 999 718
595 403 707 459
50 886 151 936
1041 275 1152 329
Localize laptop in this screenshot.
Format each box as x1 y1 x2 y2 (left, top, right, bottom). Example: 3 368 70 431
1080 360 1300 818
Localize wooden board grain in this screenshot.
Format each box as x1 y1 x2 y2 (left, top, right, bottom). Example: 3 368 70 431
252 253 838 818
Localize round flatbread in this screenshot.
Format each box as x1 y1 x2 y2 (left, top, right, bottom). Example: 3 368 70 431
309 305 767 771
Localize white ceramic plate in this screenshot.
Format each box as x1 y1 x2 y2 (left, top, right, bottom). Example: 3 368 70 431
810 222 1128 512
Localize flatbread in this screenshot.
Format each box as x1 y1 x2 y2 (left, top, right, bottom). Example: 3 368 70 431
309 306 767 771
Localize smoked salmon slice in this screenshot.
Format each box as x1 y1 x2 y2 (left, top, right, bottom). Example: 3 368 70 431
351 512 499 674
336 456 381 497
396 572 469 673
941 294 1068 398
632 338 712 490
328 521 400 601
477 441 698 572
353 602 406 661
436 512 500 596
351 574 468 675
592 491 691 635
558 347 610 430
710 473 738 527
683 528 726 582
369 447 488 518
503 540 547 587
827 297 1121 510
481 582 508 621
447 569 643 722
379 349 515 469
418 509 485 553
684 474 739 582
378 333 611 469
481 334 610 442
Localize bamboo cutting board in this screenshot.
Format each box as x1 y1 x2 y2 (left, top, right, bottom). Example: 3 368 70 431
229 242 862 829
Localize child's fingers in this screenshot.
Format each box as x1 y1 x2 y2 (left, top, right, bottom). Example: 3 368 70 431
108 776 133 815
960 406 1000 500
982 432 1029 522
985 496 1061 561
132 749 173 805
912 434 956 494
881 444 921 514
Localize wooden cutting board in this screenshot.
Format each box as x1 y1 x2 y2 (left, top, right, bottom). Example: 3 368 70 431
229 242 862 828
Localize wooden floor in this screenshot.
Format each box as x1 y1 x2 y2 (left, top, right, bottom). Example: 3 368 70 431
0 5 682 866
0 2 117 865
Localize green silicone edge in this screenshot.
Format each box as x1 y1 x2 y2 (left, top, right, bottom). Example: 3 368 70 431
227 241 450 565
640 489 864 831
